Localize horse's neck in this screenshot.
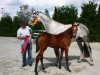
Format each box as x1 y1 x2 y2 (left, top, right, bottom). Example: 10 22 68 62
59 27 72 39
65 27 73 35
39 13 51 25
39 13 72 34
39 13 56 31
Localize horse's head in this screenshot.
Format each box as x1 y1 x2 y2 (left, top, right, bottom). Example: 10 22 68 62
72 22 79 38
29 11 51 27
29 11 40 26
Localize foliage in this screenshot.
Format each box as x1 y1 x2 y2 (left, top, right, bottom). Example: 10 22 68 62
78 1 97 42
13 16 20 36
94 4 100 42
0 15 14 36
53 5 78 24
17 5 35 23
31 22 45 30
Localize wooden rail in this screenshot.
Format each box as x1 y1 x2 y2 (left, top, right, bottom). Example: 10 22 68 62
32 30 46 44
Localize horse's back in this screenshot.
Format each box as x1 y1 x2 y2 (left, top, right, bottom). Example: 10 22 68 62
38 32 51 40
76 23 89 38
80 24 89 34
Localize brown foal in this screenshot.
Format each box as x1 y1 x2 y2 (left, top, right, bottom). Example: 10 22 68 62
35 24 79 75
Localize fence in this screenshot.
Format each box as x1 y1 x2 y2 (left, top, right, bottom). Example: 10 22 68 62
32 30 46 44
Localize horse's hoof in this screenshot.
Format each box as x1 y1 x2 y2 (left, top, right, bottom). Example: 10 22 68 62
89 60 94 66
90 59 93 62
67 69 71 72
42 67 45 70
77 60 81 63
90 63 94 66
59 67 61 69
55 64 57 66
42 70 47 73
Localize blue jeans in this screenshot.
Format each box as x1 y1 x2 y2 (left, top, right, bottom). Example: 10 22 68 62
22 42 32 65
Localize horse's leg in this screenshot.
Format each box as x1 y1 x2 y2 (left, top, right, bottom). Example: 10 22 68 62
35 53 40 75
40 54 45 71
76 38 84 62
84 41 94 66
35 48 46 75
54 48 59 66
59 48 64 69
65 48 71 72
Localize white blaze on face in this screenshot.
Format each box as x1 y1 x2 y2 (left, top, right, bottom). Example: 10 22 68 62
74 27 77 31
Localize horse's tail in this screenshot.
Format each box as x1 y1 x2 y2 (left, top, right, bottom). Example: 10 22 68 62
36 37 40 53
83 42 91 58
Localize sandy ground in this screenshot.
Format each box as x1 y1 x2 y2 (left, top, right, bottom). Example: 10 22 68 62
0 37 100 75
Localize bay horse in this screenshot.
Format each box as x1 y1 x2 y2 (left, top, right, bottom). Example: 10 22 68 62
29 11 93 65
34 24 79 75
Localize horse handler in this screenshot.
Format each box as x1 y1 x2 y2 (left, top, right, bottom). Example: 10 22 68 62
17 20 33 67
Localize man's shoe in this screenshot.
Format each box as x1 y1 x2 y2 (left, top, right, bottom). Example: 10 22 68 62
22 64 26 67
29 64 32 66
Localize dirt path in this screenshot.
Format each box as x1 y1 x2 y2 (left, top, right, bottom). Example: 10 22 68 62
0 37 100 75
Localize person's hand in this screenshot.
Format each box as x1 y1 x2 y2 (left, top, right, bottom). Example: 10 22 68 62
17 35 28 39
22 35 27 39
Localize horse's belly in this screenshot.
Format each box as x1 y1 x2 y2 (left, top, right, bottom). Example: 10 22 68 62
49 38 70 48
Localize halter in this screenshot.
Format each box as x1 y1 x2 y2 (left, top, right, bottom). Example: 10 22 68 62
31 17 39 26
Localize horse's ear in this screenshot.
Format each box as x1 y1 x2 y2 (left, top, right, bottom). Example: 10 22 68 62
36 11 39 15
72 22 77 26
33 11 39 15
33 11 36 15
77 23 79 26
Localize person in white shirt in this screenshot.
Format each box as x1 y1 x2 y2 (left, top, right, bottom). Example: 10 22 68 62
17 20 33 67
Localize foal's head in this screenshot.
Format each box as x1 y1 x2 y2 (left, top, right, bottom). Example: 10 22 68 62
72 23 79 38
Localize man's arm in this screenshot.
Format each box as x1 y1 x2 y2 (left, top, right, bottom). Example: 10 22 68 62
17 36 27 39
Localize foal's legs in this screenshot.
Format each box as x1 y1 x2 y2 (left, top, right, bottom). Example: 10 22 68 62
59 48 64 69
35 48 46 75
54 48 59 66
40 54 45 70
35 53 40 75
65 48 71 72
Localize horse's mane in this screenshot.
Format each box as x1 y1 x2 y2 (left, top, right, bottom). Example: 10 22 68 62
39 11 52 20
38 11 71 26
39 12 70 26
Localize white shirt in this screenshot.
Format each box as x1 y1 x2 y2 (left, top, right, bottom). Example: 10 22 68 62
17 26 32 44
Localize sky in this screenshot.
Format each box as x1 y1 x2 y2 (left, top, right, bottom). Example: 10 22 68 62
0 0 100 18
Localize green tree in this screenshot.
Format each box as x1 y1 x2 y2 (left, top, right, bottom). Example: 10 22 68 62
79 1 97 42
95 4 100 42
32 22 45 30
13 16 20 36
0 15 13 36
17 5 35 23
53 5 78 24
